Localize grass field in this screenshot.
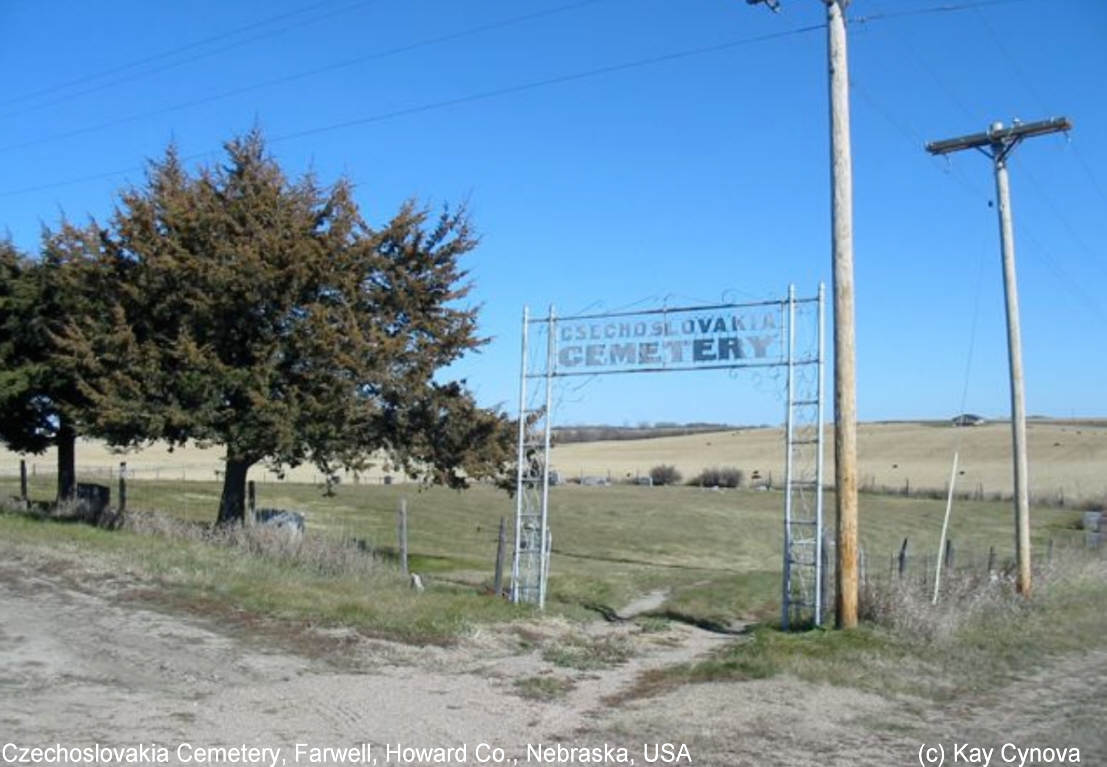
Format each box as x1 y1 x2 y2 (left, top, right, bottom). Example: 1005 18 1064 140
2 473 1087 631
3 419 1105 501
554 420 1107 505
2 423 1104 758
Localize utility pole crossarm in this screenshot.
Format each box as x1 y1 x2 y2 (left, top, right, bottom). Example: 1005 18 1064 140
925 117 1072 155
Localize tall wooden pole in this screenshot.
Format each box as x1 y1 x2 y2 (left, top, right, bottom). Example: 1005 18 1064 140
746 0 860 628
926 117 1071 597
828 0 859 629
993 145 1032 595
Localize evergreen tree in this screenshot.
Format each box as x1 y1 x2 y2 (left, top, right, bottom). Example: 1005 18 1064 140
0 227 108 501
75 131 512 523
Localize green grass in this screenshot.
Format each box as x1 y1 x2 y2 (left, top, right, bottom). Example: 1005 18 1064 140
0 475 1088 640
513 675 576 701
618 554 1107 703
0 510 524 645
541 633 633 671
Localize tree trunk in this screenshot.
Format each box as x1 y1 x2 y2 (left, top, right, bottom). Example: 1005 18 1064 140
56 417 77 504
217 458 253 525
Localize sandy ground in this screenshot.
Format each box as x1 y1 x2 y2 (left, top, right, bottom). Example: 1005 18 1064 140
2 551 1104 767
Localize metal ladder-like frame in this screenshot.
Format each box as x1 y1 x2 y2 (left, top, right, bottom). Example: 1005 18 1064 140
781 284 827 629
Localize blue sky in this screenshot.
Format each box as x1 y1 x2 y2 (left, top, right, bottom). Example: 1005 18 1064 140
1 0 1104 426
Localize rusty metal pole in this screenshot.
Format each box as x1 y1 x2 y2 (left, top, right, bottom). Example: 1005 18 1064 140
828 0 859 629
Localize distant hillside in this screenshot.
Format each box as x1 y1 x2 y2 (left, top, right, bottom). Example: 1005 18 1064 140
553 422 751 444
551 420 1107 506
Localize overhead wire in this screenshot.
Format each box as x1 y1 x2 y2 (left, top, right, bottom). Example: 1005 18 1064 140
0 0 376 118
1 0 349 108
0 0 612 153
966 3 1107 302
851 72 1107 325
2 0 1060 198
0 21 824 199
849 0 1040 25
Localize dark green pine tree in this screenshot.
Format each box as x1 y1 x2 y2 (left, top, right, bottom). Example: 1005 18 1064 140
0 226 110 502
75 131 514 524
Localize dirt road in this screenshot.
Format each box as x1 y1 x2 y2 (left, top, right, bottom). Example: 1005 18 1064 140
1 553 1103 766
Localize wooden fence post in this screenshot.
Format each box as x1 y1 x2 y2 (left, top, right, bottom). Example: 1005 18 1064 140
247 480 256 525
987 545 996 575
20 459 28 503
944 538 954 571
118 462 127 514
493 516 507 597
897 537 909 578
398 498 409 576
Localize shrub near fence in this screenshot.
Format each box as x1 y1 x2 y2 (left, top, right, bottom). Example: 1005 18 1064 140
648 465 682 486
690 466 746 488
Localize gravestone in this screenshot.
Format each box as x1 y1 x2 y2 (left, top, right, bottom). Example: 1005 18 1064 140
1085 510 1103 549
75 483 110 521
256 508 305 535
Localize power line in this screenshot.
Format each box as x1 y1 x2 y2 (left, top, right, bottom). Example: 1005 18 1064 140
966 3 1107 280
863 1 978 124
0 0 376 120
0 22 824 198
1066 142 1107 207
1 0 360 110
265 23 825 145
0 0 611 155
850 77 1107 324
1014 154 1106 268
849 0 1040 25
0 0 1067 199
859 0 1106 318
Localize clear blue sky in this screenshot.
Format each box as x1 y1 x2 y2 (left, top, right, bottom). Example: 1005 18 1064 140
2 0 1104 426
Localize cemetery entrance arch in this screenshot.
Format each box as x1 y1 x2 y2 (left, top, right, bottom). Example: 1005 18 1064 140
512 285 827 627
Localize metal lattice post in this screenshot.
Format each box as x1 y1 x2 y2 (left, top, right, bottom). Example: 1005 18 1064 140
814 282 826 625
538 305 556 609
781 285 796 630
511 307 529 604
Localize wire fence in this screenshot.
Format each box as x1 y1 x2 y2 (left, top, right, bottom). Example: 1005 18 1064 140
0 460 408 487
866 525 1103 597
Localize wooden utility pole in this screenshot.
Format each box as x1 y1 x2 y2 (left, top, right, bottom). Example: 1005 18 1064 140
826 0 858 629
926 117 1072 597
747 0 859 628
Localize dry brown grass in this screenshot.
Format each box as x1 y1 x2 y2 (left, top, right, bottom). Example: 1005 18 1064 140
553 420 1107 505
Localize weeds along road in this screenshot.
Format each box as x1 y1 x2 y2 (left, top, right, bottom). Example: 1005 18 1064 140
1 548 1104 766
